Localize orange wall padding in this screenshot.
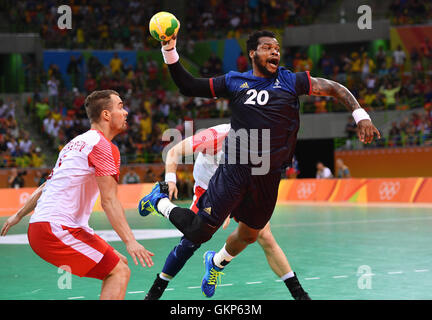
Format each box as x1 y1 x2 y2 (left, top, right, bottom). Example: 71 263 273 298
1 178 432 217
335 147 432 178
277 178 432 204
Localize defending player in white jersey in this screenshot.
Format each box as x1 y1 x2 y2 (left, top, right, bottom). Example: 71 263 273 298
1 90 154 300
144 123 310 300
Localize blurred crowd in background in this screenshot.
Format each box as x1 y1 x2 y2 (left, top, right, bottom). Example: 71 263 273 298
1 0 432 181
2 0 326 49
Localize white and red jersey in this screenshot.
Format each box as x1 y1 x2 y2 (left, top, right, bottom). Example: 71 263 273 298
191 124 230 190
30 129 120 233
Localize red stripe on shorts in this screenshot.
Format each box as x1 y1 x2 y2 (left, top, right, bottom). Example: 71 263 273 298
190 186 207 214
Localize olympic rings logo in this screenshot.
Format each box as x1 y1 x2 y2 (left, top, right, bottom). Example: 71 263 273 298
378 182 400 200
296 182 316 199
19 192 30 205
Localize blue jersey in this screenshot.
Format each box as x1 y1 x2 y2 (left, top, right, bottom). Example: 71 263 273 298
210 67 311 172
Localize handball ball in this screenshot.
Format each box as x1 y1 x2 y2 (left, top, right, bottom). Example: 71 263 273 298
149 11 180 42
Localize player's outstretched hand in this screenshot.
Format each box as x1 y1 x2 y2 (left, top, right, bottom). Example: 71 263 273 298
357 119 381 144
162 34 177 51
0 213 21 236
167 181 178 200
126 240 154 268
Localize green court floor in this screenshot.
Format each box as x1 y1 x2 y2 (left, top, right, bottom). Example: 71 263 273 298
1 203 432 300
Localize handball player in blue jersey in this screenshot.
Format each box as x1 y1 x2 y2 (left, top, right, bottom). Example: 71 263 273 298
139 30 380 298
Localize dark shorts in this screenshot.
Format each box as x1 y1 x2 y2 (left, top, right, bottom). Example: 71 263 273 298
196 163 281 230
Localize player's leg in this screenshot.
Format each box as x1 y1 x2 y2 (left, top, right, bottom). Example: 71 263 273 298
139 182 218 244
201 170 280 298
219 221 260 260
145 237 201 300
257 222 310 300
201 222 260 298
145 186 206 300
100 259 131 300
28 222 125 299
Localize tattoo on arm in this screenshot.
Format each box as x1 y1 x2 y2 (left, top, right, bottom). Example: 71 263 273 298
310 77 361 112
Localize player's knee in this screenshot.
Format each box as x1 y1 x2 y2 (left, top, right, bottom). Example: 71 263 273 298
257 228 275 249
110 260 130 282
183 217 215 244
239 232 258 245
185 229 213 244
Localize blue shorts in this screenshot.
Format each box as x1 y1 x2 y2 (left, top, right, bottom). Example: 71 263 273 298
196 163 281 230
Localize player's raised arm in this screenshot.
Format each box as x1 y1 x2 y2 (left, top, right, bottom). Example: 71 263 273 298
0 182 46 236
160 36 225 98
309 76 381 144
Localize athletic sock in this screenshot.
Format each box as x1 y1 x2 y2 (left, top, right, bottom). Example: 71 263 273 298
213 244 234 269
157 198 177 218
284 272 310 300
159 273 172 282
280 271 295 281
144 273 169 300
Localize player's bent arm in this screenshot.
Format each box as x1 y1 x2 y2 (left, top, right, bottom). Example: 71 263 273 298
309 76 381 143
96 175 135 244
165 136 194 199
96 175 154 267
309 77 361 112
17 181 46 219
0 182 47 236
165 136 194 174
161 37 216 98
167 61 215 98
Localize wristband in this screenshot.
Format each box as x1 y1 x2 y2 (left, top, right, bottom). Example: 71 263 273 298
165 172 177 184
352 108 371 124
161 47 179 64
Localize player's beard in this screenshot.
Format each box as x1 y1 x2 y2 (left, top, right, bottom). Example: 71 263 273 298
253 52 278 78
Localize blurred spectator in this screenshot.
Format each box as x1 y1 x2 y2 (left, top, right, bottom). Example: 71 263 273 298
143 168 156 182
8 168 26 189
84 73 97 94
47 75 59 109
379 81 401 109
316 162 333 179
237 52 248 72
67 55 82 90
335 158 351 178
110 53 123 75
285 155 300 179
319 52 335 78
345 116 357 139
392 45 406 72
122 168 141 184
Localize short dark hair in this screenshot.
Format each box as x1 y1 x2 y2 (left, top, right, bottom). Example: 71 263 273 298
246 30 277 62
84 90 119 123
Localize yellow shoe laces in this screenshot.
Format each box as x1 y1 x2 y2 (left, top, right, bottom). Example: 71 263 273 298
207 268 224 286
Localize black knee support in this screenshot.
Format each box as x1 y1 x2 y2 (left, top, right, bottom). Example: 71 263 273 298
169 207 216 244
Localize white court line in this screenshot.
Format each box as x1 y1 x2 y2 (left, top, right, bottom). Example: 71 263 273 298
219 283 233 287
414 269 429 273
128 291 145 294
332 275 348 279
275 279 283 282
304 277 320 280
67 296 85 299
387 271 403 275
187 286 201 289
165 288 175 291
246 281 262 285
